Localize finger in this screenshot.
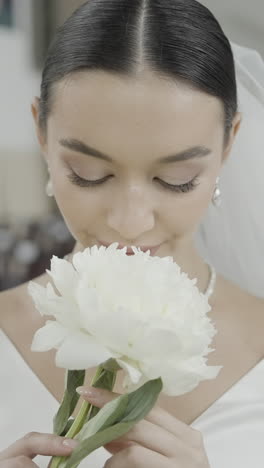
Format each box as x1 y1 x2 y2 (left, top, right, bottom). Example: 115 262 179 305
76 386 199 447
0 433 78 461
145 399 200 447
106 419 189 458
0 456 38 467
76 386 119 406
104 445 169 468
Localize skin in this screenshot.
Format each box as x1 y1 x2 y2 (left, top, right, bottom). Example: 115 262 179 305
2 69 264 467
0 433 78 467
32 69 241 293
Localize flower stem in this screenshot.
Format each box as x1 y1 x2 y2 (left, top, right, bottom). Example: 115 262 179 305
66 400 91 438
49 399 92 468
49 365 114 468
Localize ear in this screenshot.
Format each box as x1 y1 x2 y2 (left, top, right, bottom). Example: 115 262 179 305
222 112 242 164
31 97 49 163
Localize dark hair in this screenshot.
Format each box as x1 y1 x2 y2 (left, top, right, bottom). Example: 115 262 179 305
39 0 238 147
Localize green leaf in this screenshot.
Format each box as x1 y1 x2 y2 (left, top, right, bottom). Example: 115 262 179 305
122 378 163 422
64 378 163 468
76 393 129 441
91 365 117 391
65 422 137 468
101 358 122 373
53 370 85 435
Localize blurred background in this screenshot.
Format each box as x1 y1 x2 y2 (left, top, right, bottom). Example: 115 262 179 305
0 0 263 291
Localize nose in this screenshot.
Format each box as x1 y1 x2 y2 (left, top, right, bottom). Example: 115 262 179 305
107 184 155 239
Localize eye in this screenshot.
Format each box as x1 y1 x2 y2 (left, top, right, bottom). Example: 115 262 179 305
67 170 112 187
155 177 200 193
67 170 200 193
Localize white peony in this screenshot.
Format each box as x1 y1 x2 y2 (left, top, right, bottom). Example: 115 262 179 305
29 243 222 396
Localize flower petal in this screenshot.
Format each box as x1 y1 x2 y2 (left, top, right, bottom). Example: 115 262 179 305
55 332 113 370
48 256 79 298
130 326 183 360
28 282 58 317
31 320 69 352
76 282 143 354
142 357 222 396
29 242 220 396
116 358 142 384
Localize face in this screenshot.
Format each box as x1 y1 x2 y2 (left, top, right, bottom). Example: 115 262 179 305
33 70 240 259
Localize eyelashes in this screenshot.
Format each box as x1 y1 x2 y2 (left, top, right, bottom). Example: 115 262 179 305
156 176 199 193
68 171 111 187
67 170 200 194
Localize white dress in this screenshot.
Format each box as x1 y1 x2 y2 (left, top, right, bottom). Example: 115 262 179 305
1 328 264 468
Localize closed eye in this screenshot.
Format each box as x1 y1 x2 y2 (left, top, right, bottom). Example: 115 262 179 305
67 170 200 193
155 177 200 193
67 171 111 187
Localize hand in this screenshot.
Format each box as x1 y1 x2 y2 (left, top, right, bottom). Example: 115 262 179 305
0 432 78 467
77 387 211 468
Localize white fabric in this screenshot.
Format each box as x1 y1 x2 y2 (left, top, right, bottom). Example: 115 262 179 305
195 42 264 298
1 328 264 467
193 358 264 468
0 329 110 467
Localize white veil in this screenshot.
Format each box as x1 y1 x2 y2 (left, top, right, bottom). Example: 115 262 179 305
195 42 264 298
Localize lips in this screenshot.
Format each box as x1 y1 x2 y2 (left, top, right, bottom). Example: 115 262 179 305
98 241 162 256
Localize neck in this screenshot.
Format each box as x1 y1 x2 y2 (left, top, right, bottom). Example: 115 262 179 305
170 238 213 297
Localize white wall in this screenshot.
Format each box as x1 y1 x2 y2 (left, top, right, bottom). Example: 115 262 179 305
0 3 51 223
0 29 39 149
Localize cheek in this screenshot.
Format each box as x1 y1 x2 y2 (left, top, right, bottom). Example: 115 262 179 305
51 172 106 241
163 180 215 236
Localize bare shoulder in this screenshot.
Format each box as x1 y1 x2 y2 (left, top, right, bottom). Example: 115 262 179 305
0 273 49 332
216 273 264 310
214 273 264 355
0 287 19 326
0 274 66 402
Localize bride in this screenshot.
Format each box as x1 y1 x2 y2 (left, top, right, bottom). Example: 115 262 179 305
0 1 264 467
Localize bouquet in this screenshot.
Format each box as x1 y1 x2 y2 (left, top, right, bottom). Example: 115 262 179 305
28 243 222 467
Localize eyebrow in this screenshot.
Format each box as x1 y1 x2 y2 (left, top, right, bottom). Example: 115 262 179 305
59 138 212 164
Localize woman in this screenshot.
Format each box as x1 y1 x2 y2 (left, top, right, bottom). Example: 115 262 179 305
0 0 264 467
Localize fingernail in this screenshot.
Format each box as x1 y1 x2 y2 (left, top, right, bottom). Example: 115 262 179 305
62 439 79 449
76 386 99 399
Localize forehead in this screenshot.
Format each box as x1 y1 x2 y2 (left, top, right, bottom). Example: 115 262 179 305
49 70 223 153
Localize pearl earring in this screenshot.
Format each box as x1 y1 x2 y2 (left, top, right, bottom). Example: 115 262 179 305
212 177 221 207
46 166 54 197
46 178 54 197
